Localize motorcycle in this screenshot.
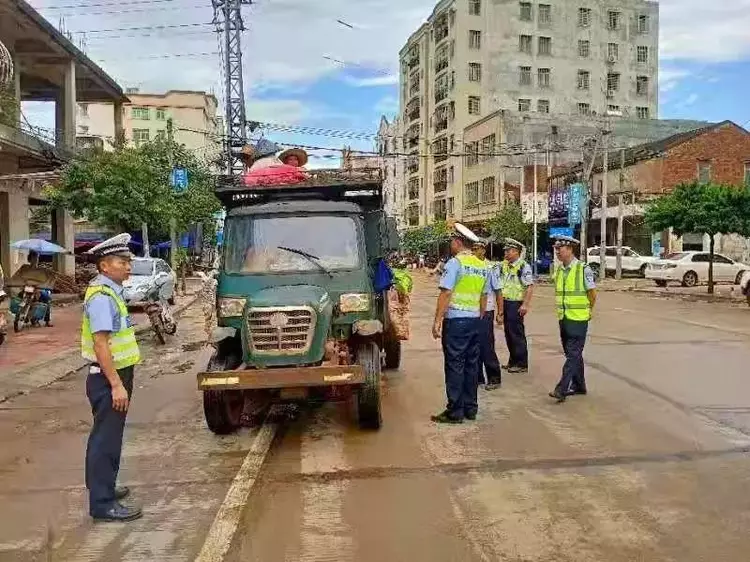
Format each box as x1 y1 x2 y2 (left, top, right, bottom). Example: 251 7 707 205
0 289 7 346
10 285 49 333
127 272 177 344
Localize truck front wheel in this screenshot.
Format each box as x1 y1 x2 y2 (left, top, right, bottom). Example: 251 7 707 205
356 341 382 430
383 339 401 370
203 351 243 435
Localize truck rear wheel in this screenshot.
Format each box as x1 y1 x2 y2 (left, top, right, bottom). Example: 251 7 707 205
356 341 382 430
203 351 243 435
383 339 401 370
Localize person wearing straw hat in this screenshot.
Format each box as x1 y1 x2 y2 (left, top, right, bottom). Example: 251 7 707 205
279 147 309 168
549 234 597 403
431 223 489 424
500 238 534 374
472 238 503 390
81 233 143 522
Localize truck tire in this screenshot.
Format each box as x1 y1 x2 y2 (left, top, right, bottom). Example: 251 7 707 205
383 339 401 370
203 352 243 434
356 341 382 430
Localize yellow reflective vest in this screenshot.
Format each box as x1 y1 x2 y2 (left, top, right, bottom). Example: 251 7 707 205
449 253 488 313
81 285 141 369
501 259 527 302
554 261 592 321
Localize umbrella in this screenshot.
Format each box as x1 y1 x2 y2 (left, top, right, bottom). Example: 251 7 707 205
11 239 71 254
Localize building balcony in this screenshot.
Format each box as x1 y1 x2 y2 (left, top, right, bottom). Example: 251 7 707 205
408 189 420 200
435 58 449 73
434 119 448 134
408 57 420 70
408 108 421 122
435 89 449 103
435 26 449 44
434 180 447 193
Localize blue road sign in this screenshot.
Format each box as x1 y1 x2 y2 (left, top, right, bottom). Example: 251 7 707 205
568 183 584 225
170 167 188 193
549 226 574 239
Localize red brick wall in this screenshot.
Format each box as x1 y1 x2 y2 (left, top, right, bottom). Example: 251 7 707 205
662 123 750 190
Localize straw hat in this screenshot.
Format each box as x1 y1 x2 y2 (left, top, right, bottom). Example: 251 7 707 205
278 148 308 167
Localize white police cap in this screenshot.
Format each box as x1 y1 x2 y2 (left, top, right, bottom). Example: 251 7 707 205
452 222 480 244
87 233 134 259
551 234 580 247
504 238 524 250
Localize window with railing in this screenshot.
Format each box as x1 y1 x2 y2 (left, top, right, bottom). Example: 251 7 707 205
406 98 421 121
469 63 482 82
435 18 449 43
465 141 479 166
481 176 496 203
408 178 420 200
435 74 450 103
433 136 449 163
435 43 450 73
434 167 448 193
465 181 479 206
406 204 419 226
480 133 495 161
636 76 649 96
519 66 532 86
407 156 419 174
409 74 421 96
131 107 150 120
434 198 448 220
434 105 450 133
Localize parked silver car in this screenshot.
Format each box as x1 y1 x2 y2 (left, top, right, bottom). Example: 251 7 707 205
123 258 176 305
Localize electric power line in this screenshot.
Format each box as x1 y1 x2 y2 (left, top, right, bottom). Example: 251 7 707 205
68 22 213 35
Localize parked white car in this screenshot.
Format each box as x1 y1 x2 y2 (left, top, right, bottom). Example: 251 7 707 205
587 246 658 277
123 257 176 304
645 251 750 287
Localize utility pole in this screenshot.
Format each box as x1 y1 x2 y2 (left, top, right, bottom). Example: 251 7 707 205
580 134 600 261
532 149 538 276
598 135 608 282
167 118 178 274
615 148 625 279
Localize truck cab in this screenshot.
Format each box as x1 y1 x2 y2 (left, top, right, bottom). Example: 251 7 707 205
198 169 399 434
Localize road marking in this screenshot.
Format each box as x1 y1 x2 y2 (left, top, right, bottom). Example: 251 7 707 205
194 417 278 562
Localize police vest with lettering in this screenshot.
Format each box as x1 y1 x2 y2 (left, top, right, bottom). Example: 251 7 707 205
81 285 141 369
501 259 527 302
449 253 488 313
554 262 591 321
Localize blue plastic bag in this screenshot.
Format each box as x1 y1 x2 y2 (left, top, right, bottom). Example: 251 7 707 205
373 259 394 292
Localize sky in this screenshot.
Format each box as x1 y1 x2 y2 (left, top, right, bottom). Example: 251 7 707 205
20 0 750 166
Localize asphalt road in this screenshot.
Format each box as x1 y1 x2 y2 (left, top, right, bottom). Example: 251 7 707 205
3 277 750 561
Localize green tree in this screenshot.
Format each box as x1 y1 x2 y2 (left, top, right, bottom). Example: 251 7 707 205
486 203 532 248
47 136 220 245
401 221 451 255
645 182 750 294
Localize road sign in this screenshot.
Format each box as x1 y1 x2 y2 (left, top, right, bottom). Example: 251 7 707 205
170 167 188 194
568 183 584 225
549 226 574 239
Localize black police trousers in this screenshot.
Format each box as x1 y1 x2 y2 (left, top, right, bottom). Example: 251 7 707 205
85 365 134 516
554 319 589 395
442 317 480 420
503 300 529 368
479 311 502 385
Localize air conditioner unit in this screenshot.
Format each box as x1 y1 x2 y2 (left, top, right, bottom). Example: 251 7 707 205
607 56 617 64
606 89 616 98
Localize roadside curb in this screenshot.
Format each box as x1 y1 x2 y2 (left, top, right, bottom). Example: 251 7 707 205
597 285 747 304
0 293 201 404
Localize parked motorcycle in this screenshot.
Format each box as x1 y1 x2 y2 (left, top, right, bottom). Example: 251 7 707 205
10 285 49 333
127 272 177 344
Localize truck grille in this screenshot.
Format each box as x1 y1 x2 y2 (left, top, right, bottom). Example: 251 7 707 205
247 306 316 355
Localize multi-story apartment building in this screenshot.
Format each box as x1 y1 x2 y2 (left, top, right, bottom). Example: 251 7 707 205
76 89 224 164
398 0 659 228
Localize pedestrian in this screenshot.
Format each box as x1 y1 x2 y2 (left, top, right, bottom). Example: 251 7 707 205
472 239 503 391
500 238 534 373
278 147 309 168
431 223 489 424
549 235 597 403
81 233 143 522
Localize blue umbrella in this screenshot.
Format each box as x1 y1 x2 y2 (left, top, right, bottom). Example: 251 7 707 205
11 239 71 254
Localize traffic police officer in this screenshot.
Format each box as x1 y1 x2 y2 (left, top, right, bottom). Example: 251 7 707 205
549 235 597 403
500 238 534 373
472 239 503 390
82 234 143 522
431 223 489 423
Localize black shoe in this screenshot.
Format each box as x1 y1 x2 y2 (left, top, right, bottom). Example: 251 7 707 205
45 322 54 328
431 411 463 424
464 412 477 421
485 383 502 391
508 366 528 373
572 389 588 396
548 390 566 403
92 503 143 522
115 486 130 500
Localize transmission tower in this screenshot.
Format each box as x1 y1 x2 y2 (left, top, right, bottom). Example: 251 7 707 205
212 0 252 176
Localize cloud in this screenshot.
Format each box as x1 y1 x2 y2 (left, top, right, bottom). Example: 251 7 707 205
343 75 399 88
246 100 310 125
374 95 399 116
659 67 691 93
682 93 699 107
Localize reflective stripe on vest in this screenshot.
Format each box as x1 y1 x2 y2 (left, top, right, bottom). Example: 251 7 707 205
501 259 526 301
555 262 591 321
81 285 141 369
449 253 488 313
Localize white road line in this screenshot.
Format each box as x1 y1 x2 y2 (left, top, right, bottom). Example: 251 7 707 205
194 419 278 562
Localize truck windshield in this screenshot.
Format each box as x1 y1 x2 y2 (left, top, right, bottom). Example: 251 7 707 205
224 215 362 274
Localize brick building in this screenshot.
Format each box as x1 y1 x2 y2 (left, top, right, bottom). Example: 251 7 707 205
548 121 750 257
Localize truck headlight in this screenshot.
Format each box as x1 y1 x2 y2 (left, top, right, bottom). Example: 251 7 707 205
218 297 247 318
339 293 370 313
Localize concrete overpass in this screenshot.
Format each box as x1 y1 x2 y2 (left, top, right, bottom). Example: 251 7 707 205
0 0 127 276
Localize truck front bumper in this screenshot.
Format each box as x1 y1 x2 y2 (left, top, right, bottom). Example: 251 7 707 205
197 364 365 391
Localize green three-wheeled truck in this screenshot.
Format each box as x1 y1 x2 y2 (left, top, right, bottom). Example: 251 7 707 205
198 169 401 433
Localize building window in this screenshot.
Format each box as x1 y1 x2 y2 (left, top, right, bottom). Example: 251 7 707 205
578 103 591 116
155 129 166 139
131 107 150 120
469 30 481 49
519 2 532 21
465 181 480 206
538 68 551 88
578 7 591 27
469 0 481 16
449 165 455 185
434 198 448 220
79 103 89 117
637 15 650 33
698 161 712 184
406 204 419 226
607 105 621 114
538 36 552 56
607 43 619 61
636 76 649 96
468 95 481 115
156 108 167 121
744 163 750 186
608 11 621 30
519 34 532 54
607 73 620 92
519 66 532 86
538 4 551 24
537 99 550 113
481 176 496 203
408 178 420 199
636 106 650 119
132 128 150 144
577 70 590 90
469 62 482 82
78 125 89 134
637 46 649 63
518 98 531 112
466 141 479 166
578 40 590 58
